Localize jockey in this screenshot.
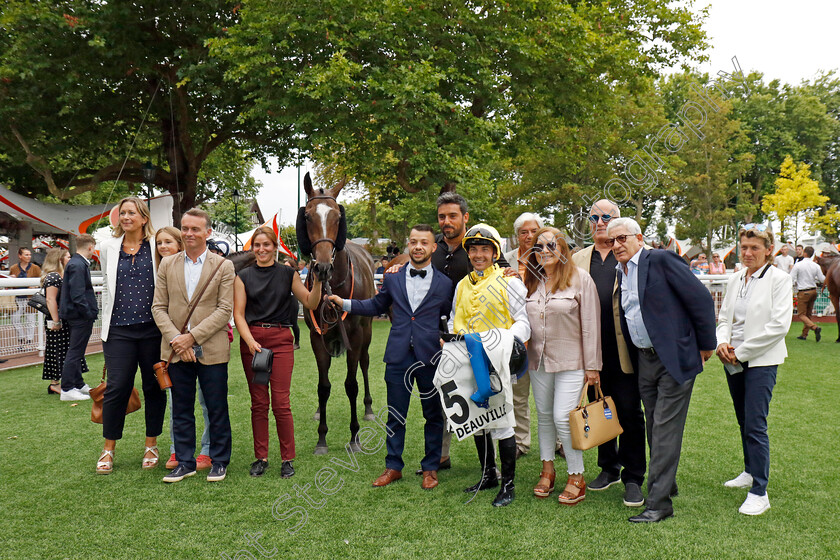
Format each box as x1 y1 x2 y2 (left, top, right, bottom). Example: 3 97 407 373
446 223 531 507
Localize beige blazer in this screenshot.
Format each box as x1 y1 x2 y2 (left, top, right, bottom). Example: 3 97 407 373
152 250 235 365
572 244 634 374
100 235 158 342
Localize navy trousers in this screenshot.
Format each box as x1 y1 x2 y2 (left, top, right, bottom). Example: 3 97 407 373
169 361 232 469
60 319 93 392
383 354 444 472
725 364 777 496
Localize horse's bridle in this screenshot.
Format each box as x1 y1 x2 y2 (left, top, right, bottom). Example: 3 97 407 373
305 194 340 261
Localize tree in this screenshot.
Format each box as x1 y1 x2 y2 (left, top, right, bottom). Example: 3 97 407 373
762 156 838 242
0 1 294 225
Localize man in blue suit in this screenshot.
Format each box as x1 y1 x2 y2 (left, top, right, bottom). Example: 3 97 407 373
607 218 717 523
329 224 452 490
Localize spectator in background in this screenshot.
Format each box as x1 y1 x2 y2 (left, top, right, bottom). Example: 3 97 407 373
774 245 794 274
690 253 709 275
790 246 825 342
503 211 544 459
40 248 87 396
709 253 726 274
11 247 41 347
58 234 98 402
375 260 385 275
298 260 308 276
793 245 805 264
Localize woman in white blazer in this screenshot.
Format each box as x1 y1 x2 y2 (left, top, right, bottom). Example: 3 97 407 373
716 225 792 516
96 197 166 475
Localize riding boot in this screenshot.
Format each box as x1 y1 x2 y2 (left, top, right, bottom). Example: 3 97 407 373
463 432 498 493
492 436 517 507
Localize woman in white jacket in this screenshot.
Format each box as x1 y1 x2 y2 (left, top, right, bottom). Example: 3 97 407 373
716 225 792 516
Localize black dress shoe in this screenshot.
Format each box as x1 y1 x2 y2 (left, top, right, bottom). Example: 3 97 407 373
796 336 807 340
815 327 822 342
250 459 268 477
629 508 674 523
281 460 295 478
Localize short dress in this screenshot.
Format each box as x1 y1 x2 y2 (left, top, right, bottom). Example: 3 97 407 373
42 272 89 380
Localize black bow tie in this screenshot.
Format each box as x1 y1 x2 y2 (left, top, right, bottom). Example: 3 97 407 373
410 268 427 278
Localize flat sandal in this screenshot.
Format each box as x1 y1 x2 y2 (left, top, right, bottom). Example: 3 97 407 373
96 449 114 475
141 446 159 470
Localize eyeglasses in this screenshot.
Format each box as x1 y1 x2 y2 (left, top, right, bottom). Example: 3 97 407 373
605 234 634 246
533 241 557 253
589 214 614 224
742 223 768 232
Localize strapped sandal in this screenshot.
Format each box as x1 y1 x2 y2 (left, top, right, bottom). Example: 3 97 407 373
533 469 556 498
141 446 159 470
558 474 586 506
96 449 114 475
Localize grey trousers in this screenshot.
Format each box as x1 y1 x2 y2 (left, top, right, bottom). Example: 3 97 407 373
637 351 694 511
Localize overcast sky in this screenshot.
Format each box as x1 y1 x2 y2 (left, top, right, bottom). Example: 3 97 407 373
253 1 840 226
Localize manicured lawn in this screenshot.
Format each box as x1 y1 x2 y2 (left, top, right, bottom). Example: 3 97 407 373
0 321 837 560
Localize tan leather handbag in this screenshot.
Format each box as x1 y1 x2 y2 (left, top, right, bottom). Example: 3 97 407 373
90 366 141 424
569 382 623 450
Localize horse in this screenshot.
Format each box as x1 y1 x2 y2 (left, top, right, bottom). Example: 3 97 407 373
227 250 256 273
297 172 376 454
817 252 840 342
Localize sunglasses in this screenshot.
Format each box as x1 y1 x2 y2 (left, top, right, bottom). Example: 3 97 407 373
466 227 495 239
533 241 557 253
742 223 768 232
605 234 635 246
588 214 614 223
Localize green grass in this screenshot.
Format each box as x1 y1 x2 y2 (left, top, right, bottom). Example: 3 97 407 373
1 321 838 560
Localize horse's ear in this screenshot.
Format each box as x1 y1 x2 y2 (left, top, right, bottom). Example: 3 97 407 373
303 172 314 198
331 175 347 198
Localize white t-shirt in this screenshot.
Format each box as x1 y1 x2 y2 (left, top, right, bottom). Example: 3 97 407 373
774 254 794 274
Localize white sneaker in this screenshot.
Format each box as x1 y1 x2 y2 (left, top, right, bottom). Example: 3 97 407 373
724 471 753 488
78 384 92 395
739 492 770 516
60 388 91 401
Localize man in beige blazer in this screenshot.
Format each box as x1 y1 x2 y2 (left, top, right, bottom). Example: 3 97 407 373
153 208 236 483
572 200 646 508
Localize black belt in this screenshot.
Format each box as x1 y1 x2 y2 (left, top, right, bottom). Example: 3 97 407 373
638 347 657 357
799 288 816 291
251 322 285 328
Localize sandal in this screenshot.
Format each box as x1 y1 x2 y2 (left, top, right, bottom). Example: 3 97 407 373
534 469 556 498
96 449 114 475
142 446 159 470
558 474 586 506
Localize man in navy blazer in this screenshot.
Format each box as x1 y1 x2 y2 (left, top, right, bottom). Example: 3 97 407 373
608 218 716 523
329 224 452 491
58 234 99 401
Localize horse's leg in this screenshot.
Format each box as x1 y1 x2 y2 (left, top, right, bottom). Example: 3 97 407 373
313 338 332 455
832 294 839 342
345 331 362 453
360 318 375 421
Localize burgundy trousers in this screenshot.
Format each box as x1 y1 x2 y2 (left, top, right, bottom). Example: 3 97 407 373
240 326 295 460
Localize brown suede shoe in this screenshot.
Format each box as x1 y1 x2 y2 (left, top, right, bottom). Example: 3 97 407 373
372 468 403 487
421 470 439 490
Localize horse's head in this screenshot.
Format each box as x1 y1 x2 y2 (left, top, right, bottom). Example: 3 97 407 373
297 172 347 283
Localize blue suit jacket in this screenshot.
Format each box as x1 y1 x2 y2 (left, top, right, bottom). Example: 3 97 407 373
618 248 717 384
59 253 98 322
349 266 452 366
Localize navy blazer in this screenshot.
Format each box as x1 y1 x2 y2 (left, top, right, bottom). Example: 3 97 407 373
349 265 452 366
618 248 717 384
59 253 99 322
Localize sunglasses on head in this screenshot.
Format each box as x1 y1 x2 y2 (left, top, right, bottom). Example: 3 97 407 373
588 214 614 223
533 241 557 253
605 234 634 246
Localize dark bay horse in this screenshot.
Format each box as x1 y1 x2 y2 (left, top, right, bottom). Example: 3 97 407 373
297 173 376 454
818 252 840 342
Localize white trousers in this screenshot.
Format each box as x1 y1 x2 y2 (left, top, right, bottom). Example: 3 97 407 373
13 298 35 342
530 366 585 473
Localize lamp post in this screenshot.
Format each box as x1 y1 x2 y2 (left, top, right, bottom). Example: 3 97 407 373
141 161 156 202
233 188 240 252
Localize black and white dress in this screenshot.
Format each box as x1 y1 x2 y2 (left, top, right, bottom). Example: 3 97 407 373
42 272 89 381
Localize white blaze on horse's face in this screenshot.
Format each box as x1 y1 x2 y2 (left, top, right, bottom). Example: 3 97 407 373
316 203 333 240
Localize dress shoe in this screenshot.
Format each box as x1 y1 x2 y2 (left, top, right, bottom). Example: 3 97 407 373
207 464 227 482
165 453 178 469
796 335 807 340
421 471 439 490
196 454 212 471
415 456 450 475
533 469 556 498
724 471 753 488
250 459 269 477
558 474 586 506
163 464 196 483
739 492 770 515
372 468 403 487
588 471 620 491
815 327 822 342
629 508 674 523
623 482 645 507
60 388 90 401
281 460 295 478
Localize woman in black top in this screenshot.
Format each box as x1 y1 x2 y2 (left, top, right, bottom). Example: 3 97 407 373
233 226 322 478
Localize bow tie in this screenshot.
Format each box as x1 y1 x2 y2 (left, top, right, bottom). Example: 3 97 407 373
410 268 427 278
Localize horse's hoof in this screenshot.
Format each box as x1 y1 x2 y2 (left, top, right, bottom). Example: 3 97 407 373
362 413 376 422
313 412 321 421
313 446 329 455
347 441 362 453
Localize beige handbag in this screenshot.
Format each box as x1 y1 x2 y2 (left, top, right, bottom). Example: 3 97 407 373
569 382 623 450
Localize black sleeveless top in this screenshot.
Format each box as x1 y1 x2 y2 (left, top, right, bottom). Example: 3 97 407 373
238 262 296 325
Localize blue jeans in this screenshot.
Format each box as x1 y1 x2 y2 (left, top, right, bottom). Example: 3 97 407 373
725 365 777 496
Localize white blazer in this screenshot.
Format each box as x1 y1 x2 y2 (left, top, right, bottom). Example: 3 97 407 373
716 264 793 367
100 235 158 342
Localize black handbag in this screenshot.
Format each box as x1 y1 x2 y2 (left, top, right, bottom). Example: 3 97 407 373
251 348 274 385
27 287 50 315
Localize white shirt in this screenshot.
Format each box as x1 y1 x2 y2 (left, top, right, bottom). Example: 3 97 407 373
405 262 433 312
730 265 766 349
790 257 825 290
184 249 208 300
774 254 794 274
616 249 653 349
